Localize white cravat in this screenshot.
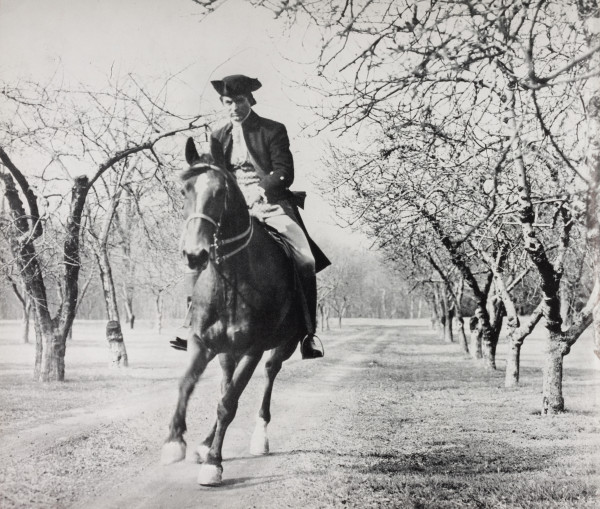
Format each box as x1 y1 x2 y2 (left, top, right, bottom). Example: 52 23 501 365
229 112 262 205
231 119 249 166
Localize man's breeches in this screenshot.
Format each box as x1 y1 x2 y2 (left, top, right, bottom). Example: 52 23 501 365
253 201 315 279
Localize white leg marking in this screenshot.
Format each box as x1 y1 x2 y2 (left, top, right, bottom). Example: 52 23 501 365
194 444 210 464
197 464 223 486
249 418 270 456
161 441 186 465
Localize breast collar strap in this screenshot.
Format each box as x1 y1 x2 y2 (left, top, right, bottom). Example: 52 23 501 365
211 218 254 263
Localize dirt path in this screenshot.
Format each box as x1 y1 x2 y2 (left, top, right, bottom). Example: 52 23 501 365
2 320 599 509
71 326 391 509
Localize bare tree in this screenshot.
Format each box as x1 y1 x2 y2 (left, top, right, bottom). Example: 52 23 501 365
248 0 599 413
131 179 184 334
0 77 204 381
578 0 600 357
86 170 130 367
115 185 139 329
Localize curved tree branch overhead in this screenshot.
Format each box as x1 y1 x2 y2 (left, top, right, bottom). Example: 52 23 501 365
0 75 206 381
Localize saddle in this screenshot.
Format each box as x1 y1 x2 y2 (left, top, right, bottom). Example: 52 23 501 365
259 219 313 335
260 220 299 288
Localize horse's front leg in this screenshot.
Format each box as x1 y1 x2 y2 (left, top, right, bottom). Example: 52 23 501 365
195 353 236 463
161 338 215 465
250 340 297 456
198 351 263 486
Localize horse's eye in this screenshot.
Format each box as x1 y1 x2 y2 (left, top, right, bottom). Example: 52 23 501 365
180 189 185 196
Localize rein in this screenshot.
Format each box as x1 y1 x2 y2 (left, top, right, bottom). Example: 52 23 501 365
184 213 253 264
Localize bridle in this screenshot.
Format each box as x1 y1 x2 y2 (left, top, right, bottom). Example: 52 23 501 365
180 165 254 265
182 212 253 264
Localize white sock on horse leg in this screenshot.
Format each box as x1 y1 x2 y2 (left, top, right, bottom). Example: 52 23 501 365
249 418 269 455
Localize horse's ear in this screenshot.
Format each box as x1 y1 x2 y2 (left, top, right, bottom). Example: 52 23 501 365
185 137 200 165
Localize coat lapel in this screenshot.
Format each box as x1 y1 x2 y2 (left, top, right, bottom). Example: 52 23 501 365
242 112 266 174
222 123 233 162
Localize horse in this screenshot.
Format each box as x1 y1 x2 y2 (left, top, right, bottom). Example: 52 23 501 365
160 138 307 486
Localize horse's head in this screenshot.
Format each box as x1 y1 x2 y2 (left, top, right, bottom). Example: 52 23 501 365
179 138 228 271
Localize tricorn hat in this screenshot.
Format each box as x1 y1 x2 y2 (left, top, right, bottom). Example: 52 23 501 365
211 74 262 105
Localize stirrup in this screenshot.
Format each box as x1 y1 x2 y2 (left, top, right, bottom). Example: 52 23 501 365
169 325 190 351
300 334 324 359
169 338 188 351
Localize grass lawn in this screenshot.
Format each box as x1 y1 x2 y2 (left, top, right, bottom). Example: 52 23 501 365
0 318 598 508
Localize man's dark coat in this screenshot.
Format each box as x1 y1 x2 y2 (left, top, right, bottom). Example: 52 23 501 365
210 110 331 273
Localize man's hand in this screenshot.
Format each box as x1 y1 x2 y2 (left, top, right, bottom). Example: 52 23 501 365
245 185 266 206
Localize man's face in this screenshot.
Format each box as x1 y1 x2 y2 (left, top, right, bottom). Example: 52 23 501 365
221 95 252 122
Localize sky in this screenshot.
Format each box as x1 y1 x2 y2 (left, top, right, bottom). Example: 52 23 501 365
0 0 365 245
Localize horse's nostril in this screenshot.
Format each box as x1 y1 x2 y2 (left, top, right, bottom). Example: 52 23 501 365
187 250 209 270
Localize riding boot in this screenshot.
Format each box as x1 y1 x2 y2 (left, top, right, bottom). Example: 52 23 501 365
299 272 324 359
170 270 199 351
169 298 192 351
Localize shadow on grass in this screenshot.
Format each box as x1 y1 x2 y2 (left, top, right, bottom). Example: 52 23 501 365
279 442 563 477
365 445 555 475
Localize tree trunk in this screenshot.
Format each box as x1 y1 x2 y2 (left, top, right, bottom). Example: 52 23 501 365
122 269 136 329
43 332 67 381
560 282 572 329
117 187 137 329
319 302 328 332
27 286 68 382
98 251 120 322
32 306 67 382
443 310 454 343
505 306 544 388
337 298 348 328
480 299 505 370
505 319 523 387
453 280 468 353
439 285 452 342
480 326 497 369
97 248 128 368
22 299 31 344
456 317 469 353
123 292 136 330
106 321 128 368
155 291 164 334
542 333 566 414
505 340 521 388
33 320 43 381
468 316 483 360
429 293 441 329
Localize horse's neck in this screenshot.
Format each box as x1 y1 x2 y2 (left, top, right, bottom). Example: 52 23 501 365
221 216 274 274
221 204 251 240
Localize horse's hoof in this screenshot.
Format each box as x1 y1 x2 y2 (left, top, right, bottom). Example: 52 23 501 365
161 440 186 465
197 464 223 486
249 419 269 455
194 444 210 464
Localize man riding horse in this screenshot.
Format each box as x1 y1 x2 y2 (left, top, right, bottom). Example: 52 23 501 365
174 74 329 359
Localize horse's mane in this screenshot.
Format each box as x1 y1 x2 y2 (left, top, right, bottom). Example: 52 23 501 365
178 163 224 182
